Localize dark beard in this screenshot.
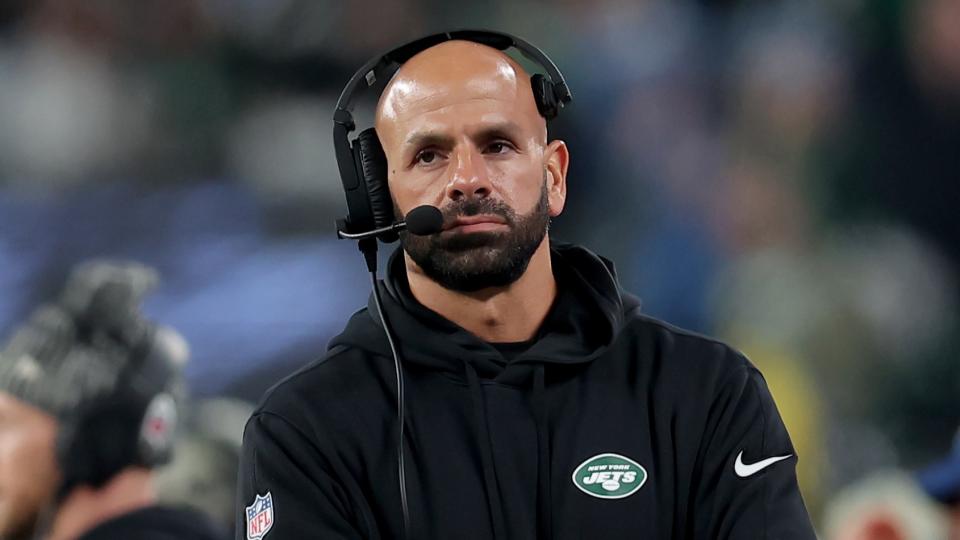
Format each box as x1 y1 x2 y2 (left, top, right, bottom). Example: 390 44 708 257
399 180 550 293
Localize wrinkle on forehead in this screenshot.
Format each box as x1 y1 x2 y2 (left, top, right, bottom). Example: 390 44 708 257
375 40 544 145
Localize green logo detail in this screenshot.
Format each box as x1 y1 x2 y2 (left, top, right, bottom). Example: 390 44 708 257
572 453 648 499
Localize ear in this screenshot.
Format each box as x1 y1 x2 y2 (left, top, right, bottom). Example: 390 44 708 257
544 140 569 218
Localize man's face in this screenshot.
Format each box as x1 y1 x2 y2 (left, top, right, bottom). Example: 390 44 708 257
376 41 568 292
0 393 60 540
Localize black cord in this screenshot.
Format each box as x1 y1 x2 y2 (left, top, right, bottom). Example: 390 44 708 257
370 272 411 539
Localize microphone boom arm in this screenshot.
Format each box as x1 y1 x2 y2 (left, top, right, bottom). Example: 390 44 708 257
336 221 407 240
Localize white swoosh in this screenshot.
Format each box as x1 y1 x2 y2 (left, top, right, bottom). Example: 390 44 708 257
734 450 792 477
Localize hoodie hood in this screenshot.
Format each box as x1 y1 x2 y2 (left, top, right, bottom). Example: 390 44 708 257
328 241 640 384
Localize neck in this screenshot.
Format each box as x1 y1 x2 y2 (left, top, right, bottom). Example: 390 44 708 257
47 468 156 540
404 238 557 343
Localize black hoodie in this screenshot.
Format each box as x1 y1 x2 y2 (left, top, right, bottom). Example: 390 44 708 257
237 243 815 539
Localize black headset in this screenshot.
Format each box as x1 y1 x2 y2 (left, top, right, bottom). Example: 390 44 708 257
54 284 181 496
333 29 572 246
332 30 572 539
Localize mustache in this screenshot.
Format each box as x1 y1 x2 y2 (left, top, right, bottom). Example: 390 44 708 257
441 198 516 227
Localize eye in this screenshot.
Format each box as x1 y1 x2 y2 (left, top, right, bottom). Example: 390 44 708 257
485 141 513 154
414 149 440 165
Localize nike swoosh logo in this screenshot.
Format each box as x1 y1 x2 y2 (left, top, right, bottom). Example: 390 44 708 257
734 450 793 477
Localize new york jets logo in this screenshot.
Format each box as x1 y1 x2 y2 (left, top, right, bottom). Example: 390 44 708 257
572 453 648 499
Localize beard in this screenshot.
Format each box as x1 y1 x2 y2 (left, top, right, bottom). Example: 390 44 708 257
399 177 550 293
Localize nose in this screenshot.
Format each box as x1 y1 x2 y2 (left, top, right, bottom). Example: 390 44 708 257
445 145 492 202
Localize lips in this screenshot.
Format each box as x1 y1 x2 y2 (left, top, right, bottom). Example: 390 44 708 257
444 215 507 232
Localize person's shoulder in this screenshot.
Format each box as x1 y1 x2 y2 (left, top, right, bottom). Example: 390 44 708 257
252 341 381 426
625 311 746 357
621 310 755 386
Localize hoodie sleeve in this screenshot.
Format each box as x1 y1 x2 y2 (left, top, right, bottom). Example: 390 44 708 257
691 360 817 539
236 411 364 540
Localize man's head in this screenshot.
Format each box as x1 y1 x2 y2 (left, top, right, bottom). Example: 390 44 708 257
375 40 570 292
0 260 187 539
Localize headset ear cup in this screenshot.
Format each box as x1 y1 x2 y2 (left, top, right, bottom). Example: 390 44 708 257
531 74 559 120
137 392 178 466
354 128 398 242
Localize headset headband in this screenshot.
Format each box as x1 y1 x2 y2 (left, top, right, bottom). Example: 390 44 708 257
333 29 572 130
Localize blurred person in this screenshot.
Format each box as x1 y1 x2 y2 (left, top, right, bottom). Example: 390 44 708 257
0 260 226 540
237 31 815 539
822 471 948 540
830 0 960 265
918 427 960 539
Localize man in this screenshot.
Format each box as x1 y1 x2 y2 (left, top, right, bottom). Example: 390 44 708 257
238 35 816 539
0 260 227 540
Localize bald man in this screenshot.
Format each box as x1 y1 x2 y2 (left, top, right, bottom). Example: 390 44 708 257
237 36 816 539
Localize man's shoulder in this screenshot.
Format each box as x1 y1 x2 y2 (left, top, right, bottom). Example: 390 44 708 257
619 310 755 387
625 311 744 355
253 341 383 425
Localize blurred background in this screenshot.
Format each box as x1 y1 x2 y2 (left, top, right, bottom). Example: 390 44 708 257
1 0 958 536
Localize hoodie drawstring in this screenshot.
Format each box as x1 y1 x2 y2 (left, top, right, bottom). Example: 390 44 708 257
464 361 508 540
533 364 552 540
464 361 553 540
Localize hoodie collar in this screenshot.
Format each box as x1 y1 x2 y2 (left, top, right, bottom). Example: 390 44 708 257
333 241 630 384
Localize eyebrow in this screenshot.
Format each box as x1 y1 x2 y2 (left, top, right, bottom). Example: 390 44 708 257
404 131 454 151
403 121 525 150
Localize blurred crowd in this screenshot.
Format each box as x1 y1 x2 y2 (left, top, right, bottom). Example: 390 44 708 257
1 0 958 537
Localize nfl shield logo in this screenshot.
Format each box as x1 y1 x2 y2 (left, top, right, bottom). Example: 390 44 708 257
246 492 274 540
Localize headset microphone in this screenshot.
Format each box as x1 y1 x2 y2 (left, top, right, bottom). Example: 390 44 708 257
403 206 445 235
337 205 443 241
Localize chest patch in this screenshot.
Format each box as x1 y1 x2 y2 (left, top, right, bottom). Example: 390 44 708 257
572 453 648 499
